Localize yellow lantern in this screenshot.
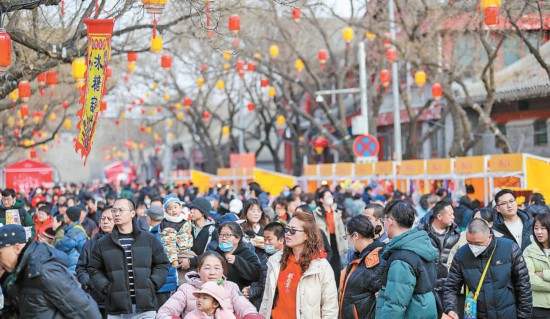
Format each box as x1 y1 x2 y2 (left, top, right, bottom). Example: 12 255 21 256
223 63 230 71
414 71 427 87
268 86 276 98
480 0 501 9
223 50 232 61
49 113 56 121
152 82 158 90
151 35 163 52
7 117 14 127
176 103 182 110
253 53 262 60
72 58 86 87
164 93 170 101
269 45 279 59
153 133 159 139
149 109 155 115
146 92 151 98
366 31 376 39
127 62 136 73
43 104 48 111
64 119 71 129
177 112 184 120
9 89 18 102
197 77 205 87
139 142 145 150
146 127 152 134
18 119 24 127
167 119 173 127
33 116 41 124
222 126 230 135
295 59 305 72
216 80 225 90
24 139 33 147
276 115 285 126
342 27 354 43
121 113 126 120
168 132 174 139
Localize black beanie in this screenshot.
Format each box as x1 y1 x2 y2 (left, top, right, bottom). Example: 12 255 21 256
66 206 82 223
190 197 211 217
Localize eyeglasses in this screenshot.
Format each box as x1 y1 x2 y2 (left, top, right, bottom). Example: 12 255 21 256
343 233 356 241
111 207 132 214
497 200 516 207
219 233 235 239
284 227 305 235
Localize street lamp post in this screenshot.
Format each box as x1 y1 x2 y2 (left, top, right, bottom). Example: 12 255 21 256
389 0 403 161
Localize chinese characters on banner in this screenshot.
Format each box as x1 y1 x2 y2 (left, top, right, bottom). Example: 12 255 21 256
74 19 115 165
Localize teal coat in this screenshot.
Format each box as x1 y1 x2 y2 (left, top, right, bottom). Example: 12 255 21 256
375 228 438 319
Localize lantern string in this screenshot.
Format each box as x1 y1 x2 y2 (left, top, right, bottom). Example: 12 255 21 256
61 0 64 15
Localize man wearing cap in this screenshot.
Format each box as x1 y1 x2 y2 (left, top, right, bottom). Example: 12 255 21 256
0 224 101 318
183 198 218 270
76 207 115 317
88 197 169 318
55 205 89 274
40 227 57 246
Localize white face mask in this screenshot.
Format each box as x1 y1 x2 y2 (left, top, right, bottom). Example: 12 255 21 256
468 244 487 257
325 198 334 206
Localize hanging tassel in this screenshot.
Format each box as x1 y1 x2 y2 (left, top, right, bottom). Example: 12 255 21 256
153 18 157 39
206 5 211 27
61 0 65 15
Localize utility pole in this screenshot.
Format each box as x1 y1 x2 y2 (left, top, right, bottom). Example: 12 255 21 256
389 0 403 161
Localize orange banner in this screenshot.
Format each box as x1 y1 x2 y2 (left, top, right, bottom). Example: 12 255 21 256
375 161 394 176
334 163 353 176
304 165 318 176
355 163 374 176
319 164 334 176
426 158 452 175
399 160 425 176
217 168 232 177
455 156 485 174
489 154 523 172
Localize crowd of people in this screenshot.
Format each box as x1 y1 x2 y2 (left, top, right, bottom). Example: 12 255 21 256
0 180 549 319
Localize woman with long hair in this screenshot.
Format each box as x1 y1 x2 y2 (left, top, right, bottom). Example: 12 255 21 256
313 189 347 284
339 215 386 319
259 211 338 319
240 198 267 249
524 212 550 318
295 204 333 261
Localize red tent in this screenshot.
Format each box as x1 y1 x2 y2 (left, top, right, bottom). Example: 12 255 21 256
104 160 135 185
2 159 54 194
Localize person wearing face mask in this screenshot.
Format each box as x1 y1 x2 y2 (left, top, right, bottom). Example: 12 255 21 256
243 222 286 310
339 215 386 319
444 218 532 319
313 189 347 284
215 222 260 290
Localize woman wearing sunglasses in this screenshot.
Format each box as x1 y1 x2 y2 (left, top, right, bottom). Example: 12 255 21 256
259 211 338 319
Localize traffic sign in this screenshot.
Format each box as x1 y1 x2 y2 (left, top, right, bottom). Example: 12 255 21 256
353 134 380 157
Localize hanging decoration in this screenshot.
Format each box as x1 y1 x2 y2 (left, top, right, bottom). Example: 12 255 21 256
0 28 11 75
247 102 255 111
386 48 397 63
46 71 58 96
261 78 269 88
276 115 285 126
197 77 205 88
228 15 240 35
269 45 279 63
183 97 192 108
292 7 301 24
295 59 305 78
74 18 115 164
37 73 46 96
72 58 87 88
161 53 173 70
216 80 225 90
236 60 245 78
432 83 443 108
141 0 168 38
414 71 426 87
247 61 255 72
380 69 391 90
151 35 163 52
222 126 230 135
318 49 328 71
18 81 31 102
342 27 354 51
203 111 211 120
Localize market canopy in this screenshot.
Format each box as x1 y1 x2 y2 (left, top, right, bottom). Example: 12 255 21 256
2 159 54 194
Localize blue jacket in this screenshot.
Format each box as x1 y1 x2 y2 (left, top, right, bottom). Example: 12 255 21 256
376 228 438 319
54 222 88 274
151 224 178 293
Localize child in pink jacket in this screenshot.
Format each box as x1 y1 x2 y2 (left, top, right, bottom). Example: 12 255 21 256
184 281 236 319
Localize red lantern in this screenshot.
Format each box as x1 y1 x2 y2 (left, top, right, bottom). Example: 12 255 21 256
318 49 328 71
141 108 146 115
139 98 144 105
183 97 192 108
261 78 269 88
115 119 120 125
432 83 443 100
62 100 69 109
100 100 107 111
382 33 392 48
20 104 29 118
247 61 255 72
247 102 255 111
200 63 207 73
127 52 137 63
46 71 58 86
203 111 211 120
386 48 397 63
157 106 162 113
484 6 500 28
30 147 37 159
313 136 329 155
380 69 391 88
228 15 241 35
18 81 31 102
161 53 173 70
236 60 244 71
37 73 46 86
13 129 20 137
0 29 11 74
155 147 160 153
106 67 113 78
292 7 301 23
140 125 146 132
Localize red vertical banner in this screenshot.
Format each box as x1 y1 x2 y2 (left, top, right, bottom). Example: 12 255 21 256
74 19 115 165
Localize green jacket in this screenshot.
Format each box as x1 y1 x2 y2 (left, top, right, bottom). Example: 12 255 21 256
524 242 550 309
376 228 438 319
0 199 35 239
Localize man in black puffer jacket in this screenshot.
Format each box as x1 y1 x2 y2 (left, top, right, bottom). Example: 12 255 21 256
418 200 461 312
491 189 533 251
0 224 101 318
76 207 114 316
88 198 169 318
444 219 532 319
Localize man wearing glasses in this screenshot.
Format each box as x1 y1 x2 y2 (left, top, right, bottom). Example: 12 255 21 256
88 198 169 318
492 189 533 251
0 188 35 240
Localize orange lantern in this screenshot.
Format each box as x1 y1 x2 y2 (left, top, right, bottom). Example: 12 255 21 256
432 83 443 100
484 6 500 29
18 81 31 102
127 52 138 63
161 53 172 70
100 100 107 111
115 119 120 125
380 69 391 89
46 71 58 86
247 61 255 72
260 78 269 88
229 15 241 35
140 125 146 132
318 49 328 71
20 104 29 118
200 63 207 73
0 29 11 74
247 102 255 111
37 73 46 86
203 111 211 120
62 100 69 109
386 48 397 63
183 97 192 108
292 7 301 23
382 33 392 48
